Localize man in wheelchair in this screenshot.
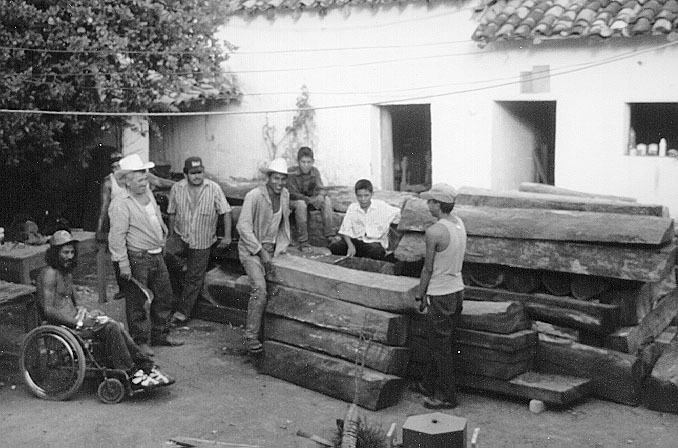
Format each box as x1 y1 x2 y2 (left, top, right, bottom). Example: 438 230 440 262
37 230 174 390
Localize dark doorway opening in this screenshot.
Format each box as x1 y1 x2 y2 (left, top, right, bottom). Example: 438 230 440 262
493 101 556 189
387 105 431 192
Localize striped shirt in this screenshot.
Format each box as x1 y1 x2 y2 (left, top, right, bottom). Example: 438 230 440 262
168 178 231 249
338 199 401 249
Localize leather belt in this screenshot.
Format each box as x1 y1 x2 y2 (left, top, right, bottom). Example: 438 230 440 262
128 248 163 256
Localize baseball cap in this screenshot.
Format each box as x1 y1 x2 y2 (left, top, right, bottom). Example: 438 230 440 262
420 184 458 203
183 157 204 173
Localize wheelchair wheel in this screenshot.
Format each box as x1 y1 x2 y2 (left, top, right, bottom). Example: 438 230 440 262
20 325 87 401
97 378 126 404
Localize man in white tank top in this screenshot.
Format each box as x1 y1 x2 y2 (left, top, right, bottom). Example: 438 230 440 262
413 184 467 409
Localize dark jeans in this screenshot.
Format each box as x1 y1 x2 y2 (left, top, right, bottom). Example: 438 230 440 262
114 251 173 345
328 237 386 261
164 234 211 319
422 290 464 403
290 197 335 242
79 320 153 373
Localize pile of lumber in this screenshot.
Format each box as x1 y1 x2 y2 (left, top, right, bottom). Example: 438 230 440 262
393 183 678 406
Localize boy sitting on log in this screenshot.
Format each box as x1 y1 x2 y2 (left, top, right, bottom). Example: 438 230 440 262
287 146 337 251
329 179 401 261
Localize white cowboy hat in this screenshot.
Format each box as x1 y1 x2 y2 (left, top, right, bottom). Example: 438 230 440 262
259 158 289 176
117 154 155 176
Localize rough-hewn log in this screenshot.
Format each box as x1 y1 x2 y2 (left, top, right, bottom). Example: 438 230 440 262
532 321 580 342
464 237 676 282
397 199 673 245
458 371 590 405
456 186 664 216
264 316 411 376
456 351 533 379
570 275 612 301
266 285 408 346
518 182 637 203
261 341 405 411
540 271 573 296
504 268 541 294
465 286 620 334
395 233 676 282
536 334 645 405
192 301 247 327
271 254 418 312
458 300 531 334
456 328 537 352
409 300 531 335
202 267 250 309
643 340 678 413
466 263 504 288
604 290 678 354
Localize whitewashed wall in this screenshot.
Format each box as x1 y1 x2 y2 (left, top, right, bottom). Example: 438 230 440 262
159 1 678 214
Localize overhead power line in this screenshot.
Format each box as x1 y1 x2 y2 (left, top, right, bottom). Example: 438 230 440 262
0 40 675 117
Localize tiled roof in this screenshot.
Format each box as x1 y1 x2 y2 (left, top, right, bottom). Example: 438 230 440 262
472 0 678 45
226 0 439 15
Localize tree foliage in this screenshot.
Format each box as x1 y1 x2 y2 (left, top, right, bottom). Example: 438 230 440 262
0 0 240 165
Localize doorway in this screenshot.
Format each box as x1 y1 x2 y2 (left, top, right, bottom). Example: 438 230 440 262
492 101 556 190
381 105 431 192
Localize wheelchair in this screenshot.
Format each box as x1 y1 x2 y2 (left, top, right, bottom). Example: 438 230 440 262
20 324 135 404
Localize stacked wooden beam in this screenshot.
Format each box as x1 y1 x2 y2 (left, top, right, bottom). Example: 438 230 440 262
393 185 677 406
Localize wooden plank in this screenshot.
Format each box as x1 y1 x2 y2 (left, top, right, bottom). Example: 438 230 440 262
458 371 590 405
267 285 408 346
271 254 418 313
570 275 611 301
261 341 405 411
518 182 637 202
536 334 645 405
395 233 677 282
604 290 678 354
263 316 411 376
466 263 504 288
540 271 572 296
398 199 673 245
458 344 535 363
643 340 678 413
192 301 247 327
465 286 620 334
456 186 664 216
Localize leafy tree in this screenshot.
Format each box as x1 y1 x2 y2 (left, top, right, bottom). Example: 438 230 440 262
0 0 240 166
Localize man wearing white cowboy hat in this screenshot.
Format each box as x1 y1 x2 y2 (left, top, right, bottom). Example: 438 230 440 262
236 158 291 354
108 154 182 357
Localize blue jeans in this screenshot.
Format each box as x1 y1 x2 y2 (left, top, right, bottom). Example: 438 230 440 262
114 251 173 345
290 196 335 243
165 234 212 319
422 290 464 403
239 249 271 343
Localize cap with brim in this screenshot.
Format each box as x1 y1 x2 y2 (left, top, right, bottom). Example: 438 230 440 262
420 183 458 203
259 158 289 176
50 230 76 247
184 156 204 173
116 154 155 177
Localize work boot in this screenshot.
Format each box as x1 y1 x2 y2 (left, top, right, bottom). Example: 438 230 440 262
423 396 457 409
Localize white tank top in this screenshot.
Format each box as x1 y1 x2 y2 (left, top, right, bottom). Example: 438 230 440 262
427 217 467 296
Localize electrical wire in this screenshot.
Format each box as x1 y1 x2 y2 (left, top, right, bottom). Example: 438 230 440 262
0 40 675 117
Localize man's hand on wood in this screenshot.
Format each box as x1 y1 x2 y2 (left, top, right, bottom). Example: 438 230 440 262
120 265 132 280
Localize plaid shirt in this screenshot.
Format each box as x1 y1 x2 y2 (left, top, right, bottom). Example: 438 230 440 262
168 178 231 250
287 166 324 202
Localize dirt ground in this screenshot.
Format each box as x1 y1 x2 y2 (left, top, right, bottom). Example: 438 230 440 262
2 252 678 447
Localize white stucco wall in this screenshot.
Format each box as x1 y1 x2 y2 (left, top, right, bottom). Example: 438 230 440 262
158 1 678 214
